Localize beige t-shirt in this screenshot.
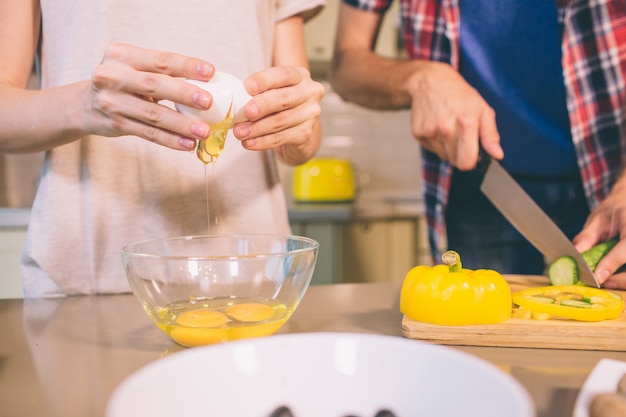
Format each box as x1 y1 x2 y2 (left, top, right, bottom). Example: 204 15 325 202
21 0 324 297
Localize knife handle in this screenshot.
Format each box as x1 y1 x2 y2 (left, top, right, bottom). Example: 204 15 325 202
475 147 492 174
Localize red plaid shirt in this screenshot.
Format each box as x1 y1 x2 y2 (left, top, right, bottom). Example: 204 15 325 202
343 0 626 260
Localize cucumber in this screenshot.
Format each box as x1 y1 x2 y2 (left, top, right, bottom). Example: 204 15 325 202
548 238 619 286
582 237 618 271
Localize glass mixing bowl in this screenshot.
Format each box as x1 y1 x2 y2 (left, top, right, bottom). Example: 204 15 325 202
122 235 319 347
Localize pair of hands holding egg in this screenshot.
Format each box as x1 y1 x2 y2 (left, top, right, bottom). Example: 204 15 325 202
87 44 323 165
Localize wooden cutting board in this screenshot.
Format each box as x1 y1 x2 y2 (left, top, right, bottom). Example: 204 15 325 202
401 275 626 351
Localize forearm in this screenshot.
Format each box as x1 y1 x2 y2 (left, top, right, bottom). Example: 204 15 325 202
0 82 89 153
329 48 426 110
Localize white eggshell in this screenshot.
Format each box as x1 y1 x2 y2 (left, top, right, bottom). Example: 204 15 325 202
175 72 252 125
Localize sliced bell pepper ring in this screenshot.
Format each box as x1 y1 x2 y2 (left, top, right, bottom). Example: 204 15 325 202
512 285 624 322
400 250 512 326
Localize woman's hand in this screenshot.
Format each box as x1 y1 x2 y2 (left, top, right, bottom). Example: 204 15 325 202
233 66 324 166
84 43 218 151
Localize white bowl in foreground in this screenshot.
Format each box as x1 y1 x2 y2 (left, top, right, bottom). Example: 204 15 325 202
106 332 535 417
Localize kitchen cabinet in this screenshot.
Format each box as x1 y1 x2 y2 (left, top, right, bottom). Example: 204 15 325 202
290 221 341 285
341 219 419 284
0 227 26 299
305 0 401 77
291 215 430 286
0 152 43 208
305 0 339 63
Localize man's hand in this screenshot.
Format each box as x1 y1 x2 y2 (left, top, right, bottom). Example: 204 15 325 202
405 61 504 169
574 172 626 289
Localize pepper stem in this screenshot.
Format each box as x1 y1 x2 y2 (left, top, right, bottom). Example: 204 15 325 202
442 250 462 273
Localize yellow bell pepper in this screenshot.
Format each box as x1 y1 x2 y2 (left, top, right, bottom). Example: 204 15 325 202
400 250 512 326
512 285 624 322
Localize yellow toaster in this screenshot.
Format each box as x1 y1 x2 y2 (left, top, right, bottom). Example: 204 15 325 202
292 158 356 203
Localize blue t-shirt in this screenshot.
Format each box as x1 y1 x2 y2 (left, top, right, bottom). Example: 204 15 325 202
459 1 578 177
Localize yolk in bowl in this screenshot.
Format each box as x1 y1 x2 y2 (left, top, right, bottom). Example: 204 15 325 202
175 309 229 327
170 326 230 346
157 298 290 347
225 303 276 322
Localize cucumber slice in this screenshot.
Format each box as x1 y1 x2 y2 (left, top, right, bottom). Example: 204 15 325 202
560 299 592 308
529 295 555 304
548 238 619 286
548 256 578 286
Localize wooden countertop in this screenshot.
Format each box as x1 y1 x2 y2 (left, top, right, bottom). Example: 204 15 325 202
1 281 625 417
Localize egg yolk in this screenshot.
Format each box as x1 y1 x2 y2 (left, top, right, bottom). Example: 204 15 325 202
175 309 229 328
170 327 229 347
230 319 288 341
225 303 275 322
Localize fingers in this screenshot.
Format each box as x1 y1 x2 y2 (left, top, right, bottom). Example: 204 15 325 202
87 43 221 149
94 45 216 113
572 232 598 254
90 79 211 149
232 66 324 153
454 115 480 170
101 43 214 80
412 105 498 171
589 230 626 287
412 113 458 165
572 189 626 288
91 88 206 149
478 107 503 160
237 114 317 151
602 271 626 289
240 66 322 123
93 62 211 108
243 66 305 96
595 242 626 286
572 219 605 253
573 196 624 252
407 67 500 171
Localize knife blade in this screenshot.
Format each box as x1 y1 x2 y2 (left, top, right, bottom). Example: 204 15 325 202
477 155 599 287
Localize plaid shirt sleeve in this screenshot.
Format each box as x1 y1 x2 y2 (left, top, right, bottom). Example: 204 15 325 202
342 0 394 13
561 1 626 209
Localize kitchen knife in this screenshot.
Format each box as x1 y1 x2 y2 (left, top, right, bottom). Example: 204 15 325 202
477 155 600 287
